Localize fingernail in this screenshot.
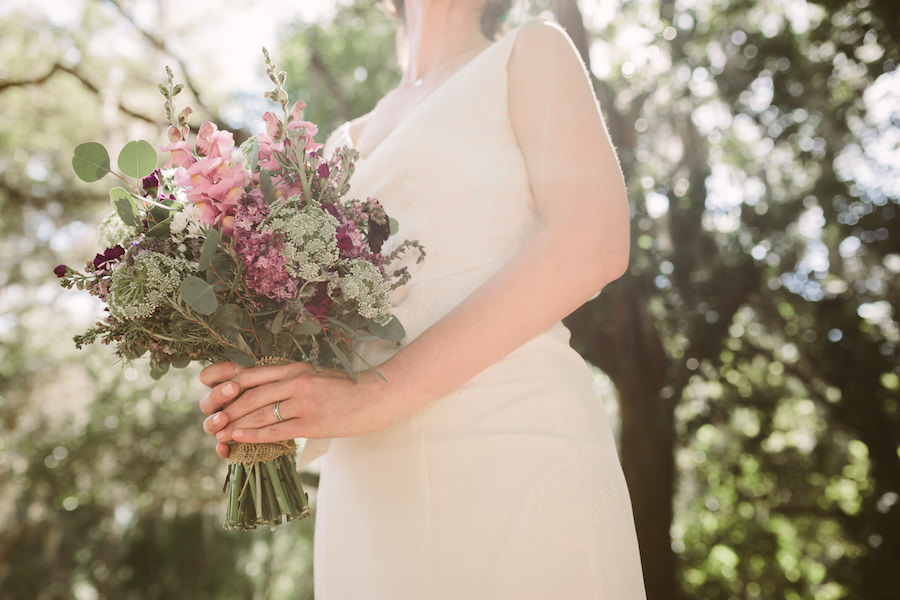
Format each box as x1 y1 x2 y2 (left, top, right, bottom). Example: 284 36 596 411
216 431 228 442
233 429 244 439
212 413 223 426
223 383 236 396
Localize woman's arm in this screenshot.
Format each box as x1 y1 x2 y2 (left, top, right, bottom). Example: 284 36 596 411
200 20 629 452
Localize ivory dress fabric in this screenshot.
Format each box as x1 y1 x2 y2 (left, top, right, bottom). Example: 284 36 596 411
309 21 646 600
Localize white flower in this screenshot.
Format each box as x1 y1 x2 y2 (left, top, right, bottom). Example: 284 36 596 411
98 211 139 249
170 203 204 241
107 252 188 320
265 202 340 281
339 258 392 323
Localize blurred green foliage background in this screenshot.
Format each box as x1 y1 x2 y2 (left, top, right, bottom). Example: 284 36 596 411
1 0 897 599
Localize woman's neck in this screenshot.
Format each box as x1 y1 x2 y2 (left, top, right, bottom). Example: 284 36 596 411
402 1 489 85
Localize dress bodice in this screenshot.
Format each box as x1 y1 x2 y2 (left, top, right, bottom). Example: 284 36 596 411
324 23 542 365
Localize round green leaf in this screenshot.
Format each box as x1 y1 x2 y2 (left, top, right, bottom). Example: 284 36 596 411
224 349 255 367
118 140 158 179
198 229 222 271
72 142 111 182
109 187 138 226
180 276 218 315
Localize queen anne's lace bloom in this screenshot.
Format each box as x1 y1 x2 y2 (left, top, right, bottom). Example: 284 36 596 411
108 252 187 319
265 200 339 281
98 212 139 249
339 258 392 324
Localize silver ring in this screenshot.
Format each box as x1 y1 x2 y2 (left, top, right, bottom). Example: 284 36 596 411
272 401 285 423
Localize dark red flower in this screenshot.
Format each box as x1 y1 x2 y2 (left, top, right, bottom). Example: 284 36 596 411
92 245 126 270
368 217 390 254
141 170 161 196
317 163 330 178
54 265 68 277
306 281 333 320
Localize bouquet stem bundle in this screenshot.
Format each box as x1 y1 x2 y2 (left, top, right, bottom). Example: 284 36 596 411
224 439 309 530
223 355 309 530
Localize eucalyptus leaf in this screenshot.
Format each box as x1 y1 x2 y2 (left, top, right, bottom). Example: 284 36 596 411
149 203 170 225
270 308 287 335
117 140 158 179
224 349 255 367
110 187 138 226
72 142 112 182
250 138 260 172
150 361 170 380
212 303 242 340
172 356 191 368
259 170 277 203
207 254 236 292
328 341 357 383
292 320 323 335
326 316 356 335
198 229 222 271
389 217 399 236
365 316 405 341
146 217 172 238
180 276 218 315
254 324 274 355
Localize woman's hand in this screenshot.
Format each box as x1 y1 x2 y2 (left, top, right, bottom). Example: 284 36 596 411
198 361 391 459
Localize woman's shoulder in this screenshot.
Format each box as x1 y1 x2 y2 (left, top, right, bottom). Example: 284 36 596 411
508 18 588 82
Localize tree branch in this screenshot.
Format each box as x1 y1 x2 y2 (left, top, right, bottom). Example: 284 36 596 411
0 62 158 125
101 0 227 127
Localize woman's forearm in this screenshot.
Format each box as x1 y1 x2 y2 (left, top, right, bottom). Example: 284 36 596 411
364 216 628 424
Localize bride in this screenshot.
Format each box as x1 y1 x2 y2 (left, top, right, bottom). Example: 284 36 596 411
200 1 647 597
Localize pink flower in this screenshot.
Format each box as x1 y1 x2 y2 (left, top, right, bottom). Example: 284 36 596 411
288 100 307 123
161 140 195 168
196 121 235 160
263 112 282 140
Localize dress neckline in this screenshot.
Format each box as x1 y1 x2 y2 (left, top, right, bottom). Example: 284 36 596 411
341 23 524 162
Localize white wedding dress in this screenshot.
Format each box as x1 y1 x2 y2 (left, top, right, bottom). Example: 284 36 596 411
309 21 646 600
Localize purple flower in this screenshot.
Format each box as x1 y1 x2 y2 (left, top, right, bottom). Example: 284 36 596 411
317 163 330 178
233 189 270 232
233 229 298 302
54 264 68 278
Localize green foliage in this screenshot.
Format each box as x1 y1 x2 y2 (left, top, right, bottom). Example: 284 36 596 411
72 142 112 182
117 140 158 180
584 0 899 597
180 276 219 316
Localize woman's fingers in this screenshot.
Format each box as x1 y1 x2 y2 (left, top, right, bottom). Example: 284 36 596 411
230 362 315 390
230 422 298 445
199 362 242 388
199 380 241 415
216 442 231 459
215 382 297 442
203 409 229 435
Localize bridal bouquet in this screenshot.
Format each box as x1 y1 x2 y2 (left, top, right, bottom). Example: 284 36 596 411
55 51 422 530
